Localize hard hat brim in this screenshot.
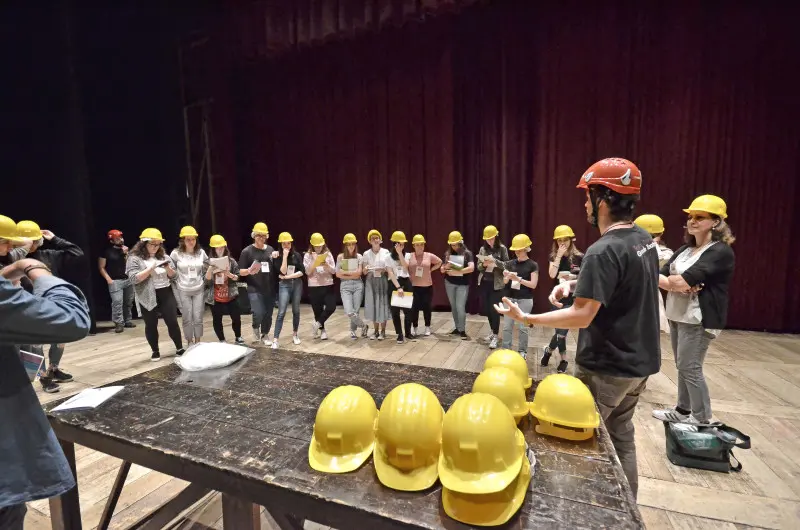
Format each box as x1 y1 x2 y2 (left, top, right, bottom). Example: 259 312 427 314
437 429 525 495
683 208 727 219
308 439 375 474
373 446 439 491
442 452 531 526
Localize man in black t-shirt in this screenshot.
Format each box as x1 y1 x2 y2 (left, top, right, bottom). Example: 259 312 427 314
496 158 660 499
238 222 277 344
99 229 136 333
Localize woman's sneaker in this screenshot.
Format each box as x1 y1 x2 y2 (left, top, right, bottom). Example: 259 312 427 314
350 330 358 339
489 335 498 349
540 346 552 366
310 321 321 338
651 408 691 422
151 351 161 362
362 325 369 338
40 377 60 393
557 360 568 373
271 338 279 350
320 330 328 340
292 335 301 345
397 335 405 344
235 337 245 345
379 331 386 341
424 326 431 336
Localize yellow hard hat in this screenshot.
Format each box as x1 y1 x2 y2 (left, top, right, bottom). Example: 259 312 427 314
308 386 378 474
0 215 25 243
412 234 426 245
529 374 600 441
16 220 42 241
447 231 464 245
390 231 407 243
438 393 525 495
209 235 227 248
508 234 532 252
442 452 531 526
483 225 499 240
278 232 293 244
484 349 531 389
553 225 575 240
310 232 325 247
472 367 529 424
634 214 665 235
139 228 164 241
373 383 444 491
342 233 357 244
179 225 199 238
684 194 728 219
367 229 382 241
252 222 269 235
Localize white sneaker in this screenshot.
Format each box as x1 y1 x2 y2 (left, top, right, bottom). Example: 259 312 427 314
362 325 369 338
424 326 431 336
410 326 417 336
378 332 385 341
271 338 279 350
651 408 692 422
310 321 320 338
484 333 494 342
350 330 358 339
519 351 527 360
489 335 498 349
320 330 328 340
262 334 271 345
251 329 261 344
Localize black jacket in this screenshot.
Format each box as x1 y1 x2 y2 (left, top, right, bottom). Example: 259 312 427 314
661 243 735 329
28 236 84 277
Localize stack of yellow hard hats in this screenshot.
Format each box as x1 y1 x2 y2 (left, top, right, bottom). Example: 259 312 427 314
439 393 530 526
529 374 599 441
484 349 532 390
472 367 529 424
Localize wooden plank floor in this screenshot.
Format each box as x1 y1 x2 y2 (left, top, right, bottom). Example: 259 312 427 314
28 305 800 529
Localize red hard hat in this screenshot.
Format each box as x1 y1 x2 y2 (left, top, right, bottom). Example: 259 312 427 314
576 158 642 195
108 229 123 239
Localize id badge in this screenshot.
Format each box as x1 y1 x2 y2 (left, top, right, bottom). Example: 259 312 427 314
287 265 296 275
415 266 424 278
187 266 197 278
511 280 521 290
316 266 325 275
215 274 225 285
261 261 270 273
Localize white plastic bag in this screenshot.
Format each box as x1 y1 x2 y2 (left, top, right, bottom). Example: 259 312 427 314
174 342 253 372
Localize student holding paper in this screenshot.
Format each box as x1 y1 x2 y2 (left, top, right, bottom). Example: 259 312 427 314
362 229 392 340
170 226 208 345
205 235 245 344
336 233 368 340
408 234 442 337
273 232 304 348
237 222 276 344
386 231 413 344
501 234 539 359
441 231 475 339
127 228 184 362
477 225 509 349
304 233 336 340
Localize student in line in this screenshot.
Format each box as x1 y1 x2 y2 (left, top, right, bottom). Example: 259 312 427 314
441 230 474 340
126 228 184 362
408 234 442 337
635 214 674 334
386 231 413 344
476 225 509 349
542 225 583 372
205 235 245 344
501 234 539 359
362 229 392 340
304 233 336 340
170 226 208 345
336 233 368 340
653 195 736 425
273 232 304 348
98 229 136 333
238 222 277 344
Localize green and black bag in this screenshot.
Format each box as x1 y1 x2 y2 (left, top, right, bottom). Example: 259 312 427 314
664 421 751 473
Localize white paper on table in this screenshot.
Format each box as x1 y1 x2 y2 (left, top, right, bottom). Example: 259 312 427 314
174 342 253 372
209 257 229 271
51 386 125 413
391 292 413 309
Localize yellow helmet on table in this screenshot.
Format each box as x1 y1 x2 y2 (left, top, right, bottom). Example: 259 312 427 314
139 228 164 241
508 234 532 252
438 393 525 495
310 232 325 246
529 374 600 441
412 234 426 245
373 383 443 491
484 349 531 389
179 225 199 238
342 233 357 244
16 220 42 241
553 225 575 240
684 194 728 219
278 232 293 244
472 367 529 424
0 215 25 243
634 214 665 235
483 225 499 240
308 386 378 474
390 231 407 243
447 231 464 245
209 234 227 248
252 222 269 235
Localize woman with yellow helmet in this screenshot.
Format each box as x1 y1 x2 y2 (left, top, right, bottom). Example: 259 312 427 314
476 225 509 349
170 226 208 345
304 233 337 341
541 225 583 373
386 231 413 344
634 214 673 334
362 230 392 340
407 234 442 337
652 195 736 425
273 232 304 348
441 231 475 339
204 235 245 344
336 233 369 339
501 234 539 359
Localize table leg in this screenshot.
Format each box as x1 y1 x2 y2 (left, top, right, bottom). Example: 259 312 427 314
97 461 131 530
49 439 82 530
221 494 260 530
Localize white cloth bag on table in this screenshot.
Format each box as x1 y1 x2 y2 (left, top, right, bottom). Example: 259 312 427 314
174 342 253 371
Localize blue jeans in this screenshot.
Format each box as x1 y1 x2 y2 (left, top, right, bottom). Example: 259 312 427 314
248 292 275 337
340 280 364 331
502 298 533 353
444 282 469 332
274 280 301 338
108 278 134 326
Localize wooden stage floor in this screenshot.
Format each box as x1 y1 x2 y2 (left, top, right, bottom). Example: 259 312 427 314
27 305 800 529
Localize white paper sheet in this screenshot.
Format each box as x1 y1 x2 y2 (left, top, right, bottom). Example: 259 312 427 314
51 386 125 413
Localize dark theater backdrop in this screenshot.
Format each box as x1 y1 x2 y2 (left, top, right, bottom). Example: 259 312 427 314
2 0 799 332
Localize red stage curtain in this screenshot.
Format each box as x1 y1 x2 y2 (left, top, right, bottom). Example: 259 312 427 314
204 0 800 332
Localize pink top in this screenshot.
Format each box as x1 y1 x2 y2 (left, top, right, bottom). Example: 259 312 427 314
304 251 336 287
408 252 442 287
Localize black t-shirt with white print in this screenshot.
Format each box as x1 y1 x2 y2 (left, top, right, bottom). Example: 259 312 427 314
573 225 661 378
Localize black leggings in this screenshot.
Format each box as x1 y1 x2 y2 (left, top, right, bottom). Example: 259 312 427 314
211 299 242 341
483 281 505 335
547 299 572 353
140 287 183 353
308 285 336 328
390 277 413 337
411 285 433 328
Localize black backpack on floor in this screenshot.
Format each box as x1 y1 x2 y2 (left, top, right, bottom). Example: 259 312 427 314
664 421 751 473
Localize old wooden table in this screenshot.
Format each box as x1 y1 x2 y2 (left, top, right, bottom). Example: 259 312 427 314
45 349 644 529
